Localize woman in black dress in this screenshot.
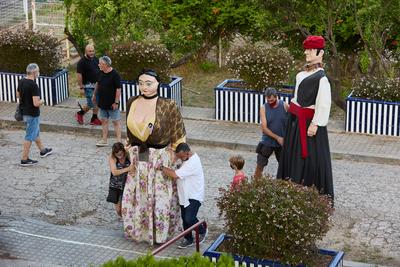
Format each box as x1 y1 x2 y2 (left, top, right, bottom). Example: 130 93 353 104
277 35 334 200
107 142 134 216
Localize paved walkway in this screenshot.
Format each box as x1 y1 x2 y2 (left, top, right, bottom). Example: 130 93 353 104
1 99 399 267
0 216 206 266
1 99 400 164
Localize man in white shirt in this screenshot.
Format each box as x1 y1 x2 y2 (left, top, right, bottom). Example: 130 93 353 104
158 143 207 249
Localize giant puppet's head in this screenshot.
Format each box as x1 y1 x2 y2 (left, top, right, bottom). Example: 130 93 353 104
303 35 325 65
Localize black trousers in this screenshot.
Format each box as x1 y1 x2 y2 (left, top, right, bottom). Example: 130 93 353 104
277 113 334 198
180 199 206 241
256 142 282 167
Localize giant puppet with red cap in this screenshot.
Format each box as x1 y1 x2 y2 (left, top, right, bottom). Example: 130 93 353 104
303 35 325 68
277 34 334 204
303 35 325 49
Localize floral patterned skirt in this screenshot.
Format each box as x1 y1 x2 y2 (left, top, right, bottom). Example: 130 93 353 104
121 146 180 245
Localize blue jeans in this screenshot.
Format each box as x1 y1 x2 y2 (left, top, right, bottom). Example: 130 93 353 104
23 115 40 141
180 199 206 241
84 86 97 108
99 108 121 121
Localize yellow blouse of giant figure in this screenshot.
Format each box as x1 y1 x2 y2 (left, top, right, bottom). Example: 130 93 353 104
126 73 186 150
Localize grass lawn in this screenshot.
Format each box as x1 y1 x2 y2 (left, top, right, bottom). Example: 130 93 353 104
171 62 233 108
67 63 79 98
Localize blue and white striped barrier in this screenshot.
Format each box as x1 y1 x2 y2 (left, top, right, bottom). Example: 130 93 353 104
215 79 293 124
0 69 69 106
203 234 345 267
120 76 182 112
346 93 400 136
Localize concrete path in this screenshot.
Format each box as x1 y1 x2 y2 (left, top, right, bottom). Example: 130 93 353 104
1 99 400 164
0 99 399 267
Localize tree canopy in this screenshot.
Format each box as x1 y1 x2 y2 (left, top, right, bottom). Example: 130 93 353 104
65 0 400 107
64 0 162 54
65 0 269 61
256 0 400 108
156 0 270 57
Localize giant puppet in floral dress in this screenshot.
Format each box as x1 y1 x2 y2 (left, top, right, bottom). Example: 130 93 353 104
122 69 186 245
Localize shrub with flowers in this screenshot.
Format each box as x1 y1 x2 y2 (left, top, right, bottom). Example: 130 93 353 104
107 41 172 82
352 76 400 102
0 29 62 76
225 44 294 90
217 176 333 266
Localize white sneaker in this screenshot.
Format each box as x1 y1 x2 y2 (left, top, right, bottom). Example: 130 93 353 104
199 228 208 244
96 140 108 147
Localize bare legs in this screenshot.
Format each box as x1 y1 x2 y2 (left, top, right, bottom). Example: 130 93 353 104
82 104 99 115
112 120 121 142
22 138 45 160
253 164 264 180
100 119 121 143
101 119 109 142
115 201 122 217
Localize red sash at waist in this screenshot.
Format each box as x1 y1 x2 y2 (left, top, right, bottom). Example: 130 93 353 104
288 102 315 158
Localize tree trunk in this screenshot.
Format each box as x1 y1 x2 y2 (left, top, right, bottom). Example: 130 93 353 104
64 28 84 59
329 57 346 110
196 41 214 60
325 1 345 110
170 38 215 69
170 53 195 68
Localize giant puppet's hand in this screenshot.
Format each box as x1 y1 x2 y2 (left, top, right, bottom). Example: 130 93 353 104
307 122 318 136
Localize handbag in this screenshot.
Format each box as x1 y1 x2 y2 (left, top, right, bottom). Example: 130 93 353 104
14 104 23 121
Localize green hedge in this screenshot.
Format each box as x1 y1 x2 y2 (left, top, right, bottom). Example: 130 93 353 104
102 253 234 267
0 29 62 76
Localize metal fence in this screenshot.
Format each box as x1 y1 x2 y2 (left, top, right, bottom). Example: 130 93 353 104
0 0 28 29
33 0 65 39
0 0 65 30
0 0 75 61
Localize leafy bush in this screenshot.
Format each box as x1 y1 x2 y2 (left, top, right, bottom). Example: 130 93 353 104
226 44 294 90
217 176 333 266
358 50 371 74
0 29 62 76
107 41 172 82
352 76 400 102
102 253 234 267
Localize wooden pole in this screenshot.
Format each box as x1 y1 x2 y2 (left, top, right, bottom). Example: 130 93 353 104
66 39 70 60
31 0 37 31
23 0 29 29
218 36 222 68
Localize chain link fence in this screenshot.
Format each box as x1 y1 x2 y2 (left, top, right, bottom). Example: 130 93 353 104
0 0 28 29
0 0 76 62
34 0 65 39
